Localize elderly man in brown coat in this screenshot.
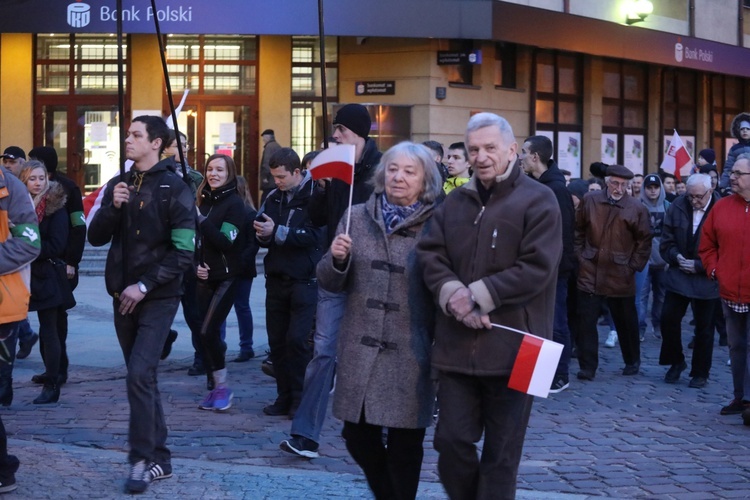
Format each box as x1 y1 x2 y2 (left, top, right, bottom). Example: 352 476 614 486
575 164 652 380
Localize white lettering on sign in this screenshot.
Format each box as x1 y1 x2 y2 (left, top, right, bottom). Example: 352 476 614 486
98 5 193 23
683 45 714 63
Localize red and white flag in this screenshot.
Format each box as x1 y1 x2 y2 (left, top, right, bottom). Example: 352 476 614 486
493 323 563 398
660 130 693 182
309 144 355 185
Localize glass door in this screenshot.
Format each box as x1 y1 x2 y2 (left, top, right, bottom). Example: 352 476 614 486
38 102 121 194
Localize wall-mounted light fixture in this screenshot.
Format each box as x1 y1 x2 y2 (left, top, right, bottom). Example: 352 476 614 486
625 0 653 25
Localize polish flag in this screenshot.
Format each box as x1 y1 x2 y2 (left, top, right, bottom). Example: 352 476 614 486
660 130 693 182
309 144 355 185
493 323 563 398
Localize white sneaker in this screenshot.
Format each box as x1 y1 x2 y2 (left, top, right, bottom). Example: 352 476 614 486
605 330 618 348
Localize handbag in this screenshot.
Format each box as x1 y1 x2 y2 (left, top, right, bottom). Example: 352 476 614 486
50 258 76 310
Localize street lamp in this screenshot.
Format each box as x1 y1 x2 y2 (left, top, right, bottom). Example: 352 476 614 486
625 0 654 25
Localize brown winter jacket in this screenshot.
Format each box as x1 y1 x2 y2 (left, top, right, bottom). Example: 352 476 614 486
417 164 562 377
574 189 652 297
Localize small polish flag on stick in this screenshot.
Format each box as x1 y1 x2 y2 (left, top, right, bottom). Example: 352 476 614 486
660 130 693 182
309 144 356 234
493 323 563 398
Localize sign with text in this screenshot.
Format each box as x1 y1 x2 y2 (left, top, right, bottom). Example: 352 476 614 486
437 50 482 65
355 81 395 96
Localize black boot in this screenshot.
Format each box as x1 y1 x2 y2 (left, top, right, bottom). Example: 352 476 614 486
33 383 60 404
0 378 12 407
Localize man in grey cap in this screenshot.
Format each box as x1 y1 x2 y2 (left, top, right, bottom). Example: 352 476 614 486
574 164 652 379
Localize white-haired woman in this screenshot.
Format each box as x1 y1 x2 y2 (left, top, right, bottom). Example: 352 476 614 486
317 141 443 499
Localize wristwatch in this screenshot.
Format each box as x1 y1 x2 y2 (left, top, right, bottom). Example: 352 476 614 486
137 281 148 294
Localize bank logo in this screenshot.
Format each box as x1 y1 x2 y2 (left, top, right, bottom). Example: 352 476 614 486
67 2 91 28
674 41 683 63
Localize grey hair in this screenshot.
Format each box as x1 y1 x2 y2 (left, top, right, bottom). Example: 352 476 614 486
372 141 444 204
686 173 711 191
465 112 515 146
737 152 750 164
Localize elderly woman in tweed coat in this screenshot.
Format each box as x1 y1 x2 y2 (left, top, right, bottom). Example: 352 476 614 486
317 141 443 500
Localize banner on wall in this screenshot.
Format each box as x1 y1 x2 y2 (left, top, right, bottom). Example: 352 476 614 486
556 131 581 179
601 133 617 165
623 134 644 174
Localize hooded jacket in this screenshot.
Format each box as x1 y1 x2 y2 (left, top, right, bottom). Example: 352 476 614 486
29 182 70 311
719 112 750 193
88 158 196 299
537 160 576 278
308 138 382 246
639 176 669 269
0 166 40 323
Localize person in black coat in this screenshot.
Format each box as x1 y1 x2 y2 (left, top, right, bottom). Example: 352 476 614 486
20 161 72 404
194 154 246 412
521 135 576 392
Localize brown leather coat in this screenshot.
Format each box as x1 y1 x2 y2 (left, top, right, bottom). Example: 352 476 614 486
575 189 652 297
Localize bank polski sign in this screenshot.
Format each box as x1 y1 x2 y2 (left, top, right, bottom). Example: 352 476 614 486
67 0 193 29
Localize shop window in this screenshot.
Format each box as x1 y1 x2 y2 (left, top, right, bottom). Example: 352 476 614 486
36 34 127 94
291 36 339 155
710 75 748 168
661 68 697 161
494 42 517 89
601 60 648 171
166 35 257 95
533 49 583 177
445 39 476 87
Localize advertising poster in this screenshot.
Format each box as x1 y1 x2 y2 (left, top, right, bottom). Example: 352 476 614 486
601 133 617 165
623 134 644 174
556 131 581 178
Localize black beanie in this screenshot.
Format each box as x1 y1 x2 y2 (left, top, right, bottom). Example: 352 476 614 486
333 104 371 139
698 148 715 165
29 146 59 174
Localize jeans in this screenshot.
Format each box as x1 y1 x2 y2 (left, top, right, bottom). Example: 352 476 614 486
265 277 317 406
434 371 533 500
233 277 254 353
291 287 346 443
553 277 571 378
196 279 237 373
659 292 716 378
577 292 640 373
16 318 34 343
114 296 179 465
343 416 426 500
722 302 750 401
635 263 649 334
0 322 19 386
638 265 666 332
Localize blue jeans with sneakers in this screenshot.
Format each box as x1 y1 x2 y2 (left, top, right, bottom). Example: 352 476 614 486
290 287 346 444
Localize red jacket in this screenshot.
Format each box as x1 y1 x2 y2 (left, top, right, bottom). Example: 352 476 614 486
699 194 750 303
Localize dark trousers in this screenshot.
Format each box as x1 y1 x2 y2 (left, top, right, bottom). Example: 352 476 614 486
660 292 716 378
553 277 572 377
342 417 426 500
36 307 62 379
0 322 18 389
114 296 180 465
434 371 533 500
265 277 316 406
195 278 237 374
577 292 640 373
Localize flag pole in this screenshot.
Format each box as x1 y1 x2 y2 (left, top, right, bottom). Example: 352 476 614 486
345 179 354 235
317 0 329 150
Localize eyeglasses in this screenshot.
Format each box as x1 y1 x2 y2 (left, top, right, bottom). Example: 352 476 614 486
687 191 708 201
729 170 750 177
607 180 629 189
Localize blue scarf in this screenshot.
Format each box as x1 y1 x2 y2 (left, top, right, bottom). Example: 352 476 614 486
381 195 422 234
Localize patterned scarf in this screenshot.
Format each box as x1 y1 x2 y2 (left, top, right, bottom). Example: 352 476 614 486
381 194 422 234
35 195 47 223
